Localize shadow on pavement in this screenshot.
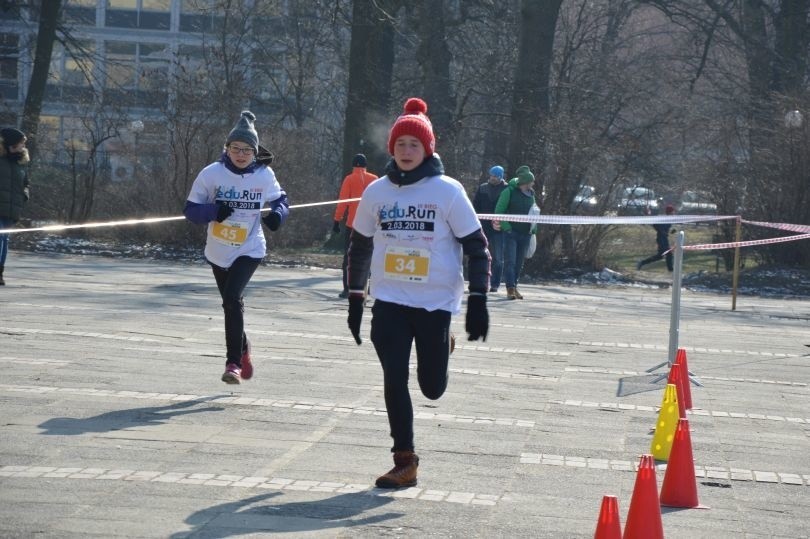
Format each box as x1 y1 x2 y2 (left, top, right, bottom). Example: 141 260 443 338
617 373 665 397
37 396 225 435
170 491 402 538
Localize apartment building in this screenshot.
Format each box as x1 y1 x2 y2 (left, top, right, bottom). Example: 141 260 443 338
0 0 285 179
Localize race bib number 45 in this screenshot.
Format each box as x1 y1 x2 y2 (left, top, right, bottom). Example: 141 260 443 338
384 246 430 283
211 220 249 247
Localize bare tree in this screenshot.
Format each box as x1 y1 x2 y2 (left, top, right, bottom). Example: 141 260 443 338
508 0 563 183
20 0 62 159
341 0 399 173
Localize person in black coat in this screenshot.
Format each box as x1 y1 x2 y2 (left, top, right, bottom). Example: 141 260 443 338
637 204 675 272
472 165 507 292
0 128 30 286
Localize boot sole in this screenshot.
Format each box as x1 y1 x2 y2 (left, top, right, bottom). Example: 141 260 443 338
375 478 417 488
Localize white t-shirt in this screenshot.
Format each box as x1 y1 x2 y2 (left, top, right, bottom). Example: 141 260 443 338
186 161 284 268
352 174 481 314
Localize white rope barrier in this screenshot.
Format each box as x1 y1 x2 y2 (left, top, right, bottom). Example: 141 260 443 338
2 198 808 252
0 198 361 235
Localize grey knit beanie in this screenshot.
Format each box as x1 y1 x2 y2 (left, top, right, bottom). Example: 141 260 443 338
226 111 259 152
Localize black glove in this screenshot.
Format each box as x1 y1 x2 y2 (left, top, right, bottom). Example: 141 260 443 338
215 203 234 223
263 211 281 231
465 294 489 341
332 220 341 235
347 294 364 345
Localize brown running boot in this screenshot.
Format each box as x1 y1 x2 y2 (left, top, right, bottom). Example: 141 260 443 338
513 287 524 299
506 287 517 300
375 451 419 488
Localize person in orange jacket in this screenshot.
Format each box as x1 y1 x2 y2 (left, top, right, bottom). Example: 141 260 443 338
333 153 378 298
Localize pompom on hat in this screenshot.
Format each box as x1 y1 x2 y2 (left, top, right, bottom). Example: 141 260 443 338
226 111 259 152
387 97 435 157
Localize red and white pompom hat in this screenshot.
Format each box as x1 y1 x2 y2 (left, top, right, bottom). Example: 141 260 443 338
387 97 436 157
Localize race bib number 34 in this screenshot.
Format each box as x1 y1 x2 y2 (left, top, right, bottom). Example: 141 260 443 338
211 221 249 247
384 246 430 283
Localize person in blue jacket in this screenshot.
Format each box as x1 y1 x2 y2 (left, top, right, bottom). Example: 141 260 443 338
184 111 289 384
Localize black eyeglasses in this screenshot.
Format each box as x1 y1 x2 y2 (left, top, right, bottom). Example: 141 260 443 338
228 145 255 155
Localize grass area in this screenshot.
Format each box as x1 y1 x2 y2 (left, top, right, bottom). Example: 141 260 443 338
599 223 742 274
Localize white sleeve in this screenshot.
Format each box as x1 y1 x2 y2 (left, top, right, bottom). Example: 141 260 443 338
351 190 377 237
187 168 214 204
446 185 482 238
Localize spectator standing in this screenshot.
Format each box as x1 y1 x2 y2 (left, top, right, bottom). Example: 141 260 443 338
333 153 378 298
184 111 289 384
636 204 675 271
346 97 490 488
472 165 507 292
0 128 30 286
493 165 537 300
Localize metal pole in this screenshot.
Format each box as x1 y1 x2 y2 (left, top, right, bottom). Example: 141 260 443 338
731 216 742 311
647 230 683 379
667 231 684 366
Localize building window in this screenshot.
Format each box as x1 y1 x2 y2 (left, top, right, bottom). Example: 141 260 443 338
106 0 170 31
65 0 97 26
106 41 137 88
180 0 224 33
0 33 19 100
104 41 168 107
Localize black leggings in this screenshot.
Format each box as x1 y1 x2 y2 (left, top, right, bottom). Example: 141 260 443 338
370 300 452 452
210 256 261 365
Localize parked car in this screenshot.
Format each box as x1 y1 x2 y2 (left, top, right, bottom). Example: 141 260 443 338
617 186 659 215
677 190 718 215
571 185 599 215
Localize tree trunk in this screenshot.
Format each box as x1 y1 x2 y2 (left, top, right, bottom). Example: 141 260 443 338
412 0 457 172
20 0 62 160
508 0 562 182
508 0 562 273
341 0 398 174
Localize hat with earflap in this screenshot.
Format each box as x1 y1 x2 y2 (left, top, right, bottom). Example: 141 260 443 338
387 97 436 157
516 165 535 185
1 128 26 149
226 111 259 152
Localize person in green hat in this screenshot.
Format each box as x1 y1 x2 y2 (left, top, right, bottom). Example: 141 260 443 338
493 165 538 299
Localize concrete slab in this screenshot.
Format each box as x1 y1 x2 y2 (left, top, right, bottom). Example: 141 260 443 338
1 251 808 538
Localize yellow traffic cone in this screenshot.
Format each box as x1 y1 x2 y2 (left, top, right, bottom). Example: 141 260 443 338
650 383 680 461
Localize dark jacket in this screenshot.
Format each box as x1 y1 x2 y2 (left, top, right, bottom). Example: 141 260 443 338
473 180 507 215
0 143 30 223
653 223 671 253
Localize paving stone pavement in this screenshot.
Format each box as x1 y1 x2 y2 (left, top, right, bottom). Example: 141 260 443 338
1 251 808 538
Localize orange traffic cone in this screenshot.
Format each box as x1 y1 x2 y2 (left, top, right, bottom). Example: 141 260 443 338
594 495 622 539
667 362 687 419
660 418 704 508
675 348 693 410
623 455 663 539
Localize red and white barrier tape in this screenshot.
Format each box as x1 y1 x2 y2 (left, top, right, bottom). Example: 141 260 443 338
475 213 736 225
741 219 810 234
683 233 810 251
